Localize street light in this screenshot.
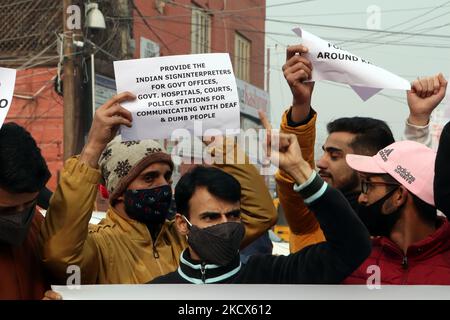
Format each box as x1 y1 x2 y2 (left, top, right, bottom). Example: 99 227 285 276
85 2 106 29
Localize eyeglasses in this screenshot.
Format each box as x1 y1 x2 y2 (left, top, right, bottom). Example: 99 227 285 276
360 180 400 194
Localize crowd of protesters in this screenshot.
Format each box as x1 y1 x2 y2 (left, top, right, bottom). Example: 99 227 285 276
0 44 448 299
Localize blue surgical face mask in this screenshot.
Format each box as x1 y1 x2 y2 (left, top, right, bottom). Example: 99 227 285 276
124 185 172 225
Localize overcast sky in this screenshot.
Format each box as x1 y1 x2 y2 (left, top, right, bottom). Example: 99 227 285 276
265 0 450 158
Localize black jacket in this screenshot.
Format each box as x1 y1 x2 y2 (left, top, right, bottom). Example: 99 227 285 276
435 121 450 217
151 178 371 284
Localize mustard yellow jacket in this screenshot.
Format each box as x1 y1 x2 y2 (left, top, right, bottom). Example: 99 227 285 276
275 108 326 253
41 153 277 284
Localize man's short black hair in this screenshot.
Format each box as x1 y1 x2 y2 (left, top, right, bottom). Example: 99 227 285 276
175 166 241 217
327 117 395 156
0 122 51 193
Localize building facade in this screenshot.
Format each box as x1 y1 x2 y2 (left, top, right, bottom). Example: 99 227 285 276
2 0 268 191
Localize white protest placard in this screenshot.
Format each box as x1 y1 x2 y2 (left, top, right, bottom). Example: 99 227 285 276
292 27 410 101
51 284 450 300
0 67 17 128
113 53 240 140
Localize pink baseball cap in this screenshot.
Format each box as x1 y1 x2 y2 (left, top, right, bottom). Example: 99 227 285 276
346 140 436 205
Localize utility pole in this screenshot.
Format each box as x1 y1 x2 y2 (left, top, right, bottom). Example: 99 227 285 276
117 0 130 59
63 0 82 159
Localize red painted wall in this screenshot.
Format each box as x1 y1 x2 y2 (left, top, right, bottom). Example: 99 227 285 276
5 1 266 191
133 0 266 89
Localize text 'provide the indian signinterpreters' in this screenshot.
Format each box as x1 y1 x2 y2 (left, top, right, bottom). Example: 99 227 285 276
114 53 240 141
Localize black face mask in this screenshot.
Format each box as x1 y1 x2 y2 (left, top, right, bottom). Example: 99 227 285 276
124 185 172 225
358 188 402 237
184 217 245 266
0 204 35 246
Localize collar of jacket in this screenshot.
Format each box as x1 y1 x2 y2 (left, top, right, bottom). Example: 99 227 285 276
373 217 450 259
105 206 173 243
177 249 241 284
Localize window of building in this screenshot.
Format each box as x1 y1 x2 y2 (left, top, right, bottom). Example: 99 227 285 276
234 33 251 82
191 7 211 54
140 37 160 58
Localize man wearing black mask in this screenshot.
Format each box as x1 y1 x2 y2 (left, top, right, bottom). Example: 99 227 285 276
343 140 450 284
0 122 51 299
150 132 371 284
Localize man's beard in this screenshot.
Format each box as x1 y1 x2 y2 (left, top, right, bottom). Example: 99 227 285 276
337 170 360 194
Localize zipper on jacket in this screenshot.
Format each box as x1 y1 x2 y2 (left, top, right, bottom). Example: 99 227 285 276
153 245 160 259
200 262 206 283
402 256 408 269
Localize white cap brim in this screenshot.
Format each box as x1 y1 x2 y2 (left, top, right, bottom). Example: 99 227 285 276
346 154 386 174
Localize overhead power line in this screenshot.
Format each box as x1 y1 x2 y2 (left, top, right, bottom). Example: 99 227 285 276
265 4 450 18
164 0 316 14
265 19 450 40
339 1 450 49
130 17 450 49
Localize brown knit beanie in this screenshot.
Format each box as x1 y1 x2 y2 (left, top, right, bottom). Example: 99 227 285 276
98 135 174 204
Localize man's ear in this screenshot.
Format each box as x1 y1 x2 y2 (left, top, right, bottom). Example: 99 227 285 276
113 195 125 209
393 186 409 208
175 213 189 236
